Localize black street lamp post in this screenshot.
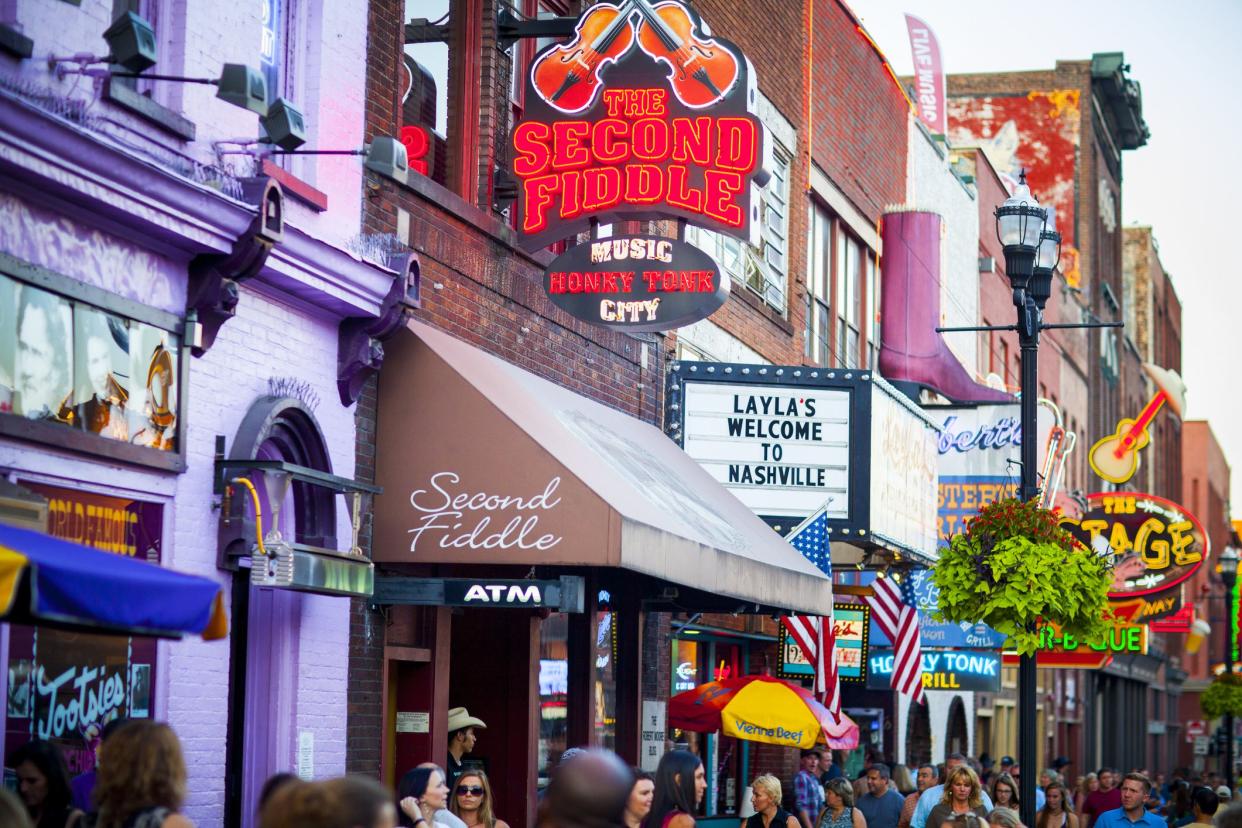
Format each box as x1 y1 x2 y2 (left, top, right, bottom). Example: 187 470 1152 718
995 175 1050 828
938 172 1121 828
1222 547 1238 782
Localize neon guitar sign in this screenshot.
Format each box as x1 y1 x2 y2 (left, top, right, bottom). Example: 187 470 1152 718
1088 363 1186 485
512 0 765 252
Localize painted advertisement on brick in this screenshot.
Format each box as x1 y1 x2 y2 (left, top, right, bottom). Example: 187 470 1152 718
948 90 1083 287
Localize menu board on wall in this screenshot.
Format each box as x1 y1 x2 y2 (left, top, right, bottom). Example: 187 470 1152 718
4 483 163 774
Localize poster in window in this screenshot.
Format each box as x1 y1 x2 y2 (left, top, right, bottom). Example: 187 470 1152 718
127 323 178 452
130 664 151 718
7 659 31 718
73 306 130 441
14 283 73 422
0 274 16 413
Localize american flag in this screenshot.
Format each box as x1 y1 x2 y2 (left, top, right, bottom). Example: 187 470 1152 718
783 504 840 715
866 575 925 704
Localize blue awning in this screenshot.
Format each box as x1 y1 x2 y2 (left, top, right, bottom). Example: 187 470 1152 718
0 523 228 639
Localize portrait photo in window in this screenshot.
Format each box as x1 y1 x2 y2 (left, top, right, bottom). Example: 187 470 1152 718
73 306 131 441
15 284 73 422
0 275 15 414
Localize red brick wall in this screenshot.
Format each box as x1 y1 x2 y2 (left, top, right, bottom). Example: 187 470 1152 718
350 0 663 776
665 0 812 366
809 0 909 222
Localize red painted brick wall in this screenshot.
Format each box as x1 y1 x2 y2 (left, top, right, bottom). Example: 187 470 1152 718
809 0 909 222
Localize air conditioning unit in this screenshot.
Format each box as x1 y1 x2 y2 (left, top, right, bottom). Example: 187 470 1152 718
0 479 49 533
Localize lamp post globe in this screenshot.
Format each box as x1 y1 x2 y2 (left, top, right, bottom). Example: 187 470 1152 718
994 171 1048 299
1222 547 1239 584
1029 229 1062 310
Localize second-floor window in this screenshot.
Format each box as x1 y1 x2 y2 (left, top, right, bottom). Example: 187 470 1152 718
686 142 791 315
804 200 878 370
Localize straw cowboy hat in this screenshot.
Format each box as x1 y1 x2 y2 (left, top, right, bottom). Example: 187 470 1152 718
447 707 486 732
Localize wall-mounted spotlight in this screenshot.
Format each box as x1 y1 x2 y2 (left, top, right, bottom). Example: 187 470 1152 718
47 12 157 74
103 12 157 72
261 98 307 152
51 53 270 117
214 135 409 185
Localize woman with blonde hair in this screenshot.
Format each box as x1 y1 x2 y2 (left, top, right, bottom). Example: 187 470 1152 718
1073 775 1097 816
987 809 1021 828
892 767 917 797
90 721 193 828
817 778 865 828
450 770 510 828
928 767 989 828
743 775 798 828
1035 782 1077 828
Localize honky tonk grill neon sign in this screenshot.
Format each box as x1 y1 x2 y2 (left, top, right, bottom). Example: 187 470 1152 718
511 0 765 252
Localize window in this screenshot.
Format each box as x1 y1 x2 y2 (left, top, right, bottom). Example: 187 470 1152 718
805 204 831 365
803 201 877 369
503 0 573 227
835 230 862 368
687 143 791 314
867 250 880 369
404 0 451 187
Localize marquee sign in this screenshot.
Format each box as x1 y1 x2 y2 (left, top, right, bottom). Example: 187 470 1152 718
543 234 728 331
1059 492 1208 623
511 0 766 251
667 362 941 560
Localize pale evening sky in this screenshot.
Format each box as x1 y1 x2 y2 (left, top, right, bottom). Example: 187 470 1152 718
854 0 1242 520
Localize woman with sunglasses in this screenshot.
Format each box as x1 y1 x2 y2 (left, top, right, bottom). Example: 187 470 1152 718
450 772 510 828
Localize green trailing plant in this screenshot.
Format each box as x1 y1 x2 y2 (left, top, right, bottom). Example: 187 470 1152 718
1202 673 1242 718
930 498 1114 655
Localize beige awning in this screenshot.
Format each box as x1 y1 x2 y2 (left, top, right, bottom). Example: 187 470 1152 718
370 320 833 615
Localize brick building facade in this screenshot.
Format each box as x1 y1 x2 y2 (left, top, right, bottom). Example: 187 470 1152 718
347 1 920 824
1179 421 1235 771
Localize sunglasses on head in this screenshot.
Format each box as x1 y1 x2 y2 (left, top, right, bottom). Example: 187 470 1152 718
457 785 485 796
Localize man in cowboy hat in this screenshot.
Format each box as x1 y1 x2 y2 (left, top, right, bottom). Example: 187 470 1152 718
447 706 487 787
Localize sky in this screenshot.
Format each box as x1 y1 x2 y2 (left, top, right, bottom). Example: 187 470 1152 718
854 0 1242 520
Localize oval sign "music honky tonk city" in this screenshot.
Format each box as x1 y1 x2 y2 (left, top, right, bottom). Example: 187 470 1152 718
543 234 728 332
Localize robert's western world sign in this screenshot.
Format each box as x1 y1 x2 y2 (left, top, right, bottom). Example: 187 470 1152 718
511 0 767 251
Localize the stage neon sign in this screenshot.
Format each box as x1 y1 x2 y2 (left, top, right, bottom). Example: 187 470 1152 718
511 0 765 252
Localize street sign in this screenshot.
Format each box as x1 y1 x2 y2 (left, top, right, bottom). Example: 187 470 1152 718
1187 719 1208 742
1195 736 1211 756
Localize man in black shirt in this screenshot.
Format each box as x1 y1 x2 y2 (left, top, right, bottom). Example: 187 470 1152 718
446 706 486 787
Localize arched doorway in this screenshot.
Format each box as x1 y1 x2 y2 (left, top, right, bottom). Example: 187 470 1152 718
223 395 339 828
946 696 968 757
907 702 932 766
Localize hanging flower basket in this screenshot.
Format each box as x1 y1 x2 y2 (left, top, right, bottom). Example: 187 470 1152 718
930 498 1114 655
1202 674 1242 718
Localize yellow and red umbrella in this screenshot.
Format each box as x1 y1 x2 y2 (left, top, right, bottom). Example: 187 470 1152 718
668 675 859 750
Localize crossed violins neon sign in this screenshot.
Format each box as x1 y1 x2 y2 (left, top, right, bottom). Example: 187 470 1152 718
511 0 766 252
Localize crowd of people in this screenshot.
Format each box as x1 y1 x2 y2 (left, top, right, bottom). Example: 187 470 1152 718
9 718 1242 828
788 750 1242 828
0 712 699 828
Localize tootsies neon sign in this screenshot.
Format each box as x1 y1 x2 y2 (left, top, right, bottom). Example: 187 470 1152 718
511 0 766 251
